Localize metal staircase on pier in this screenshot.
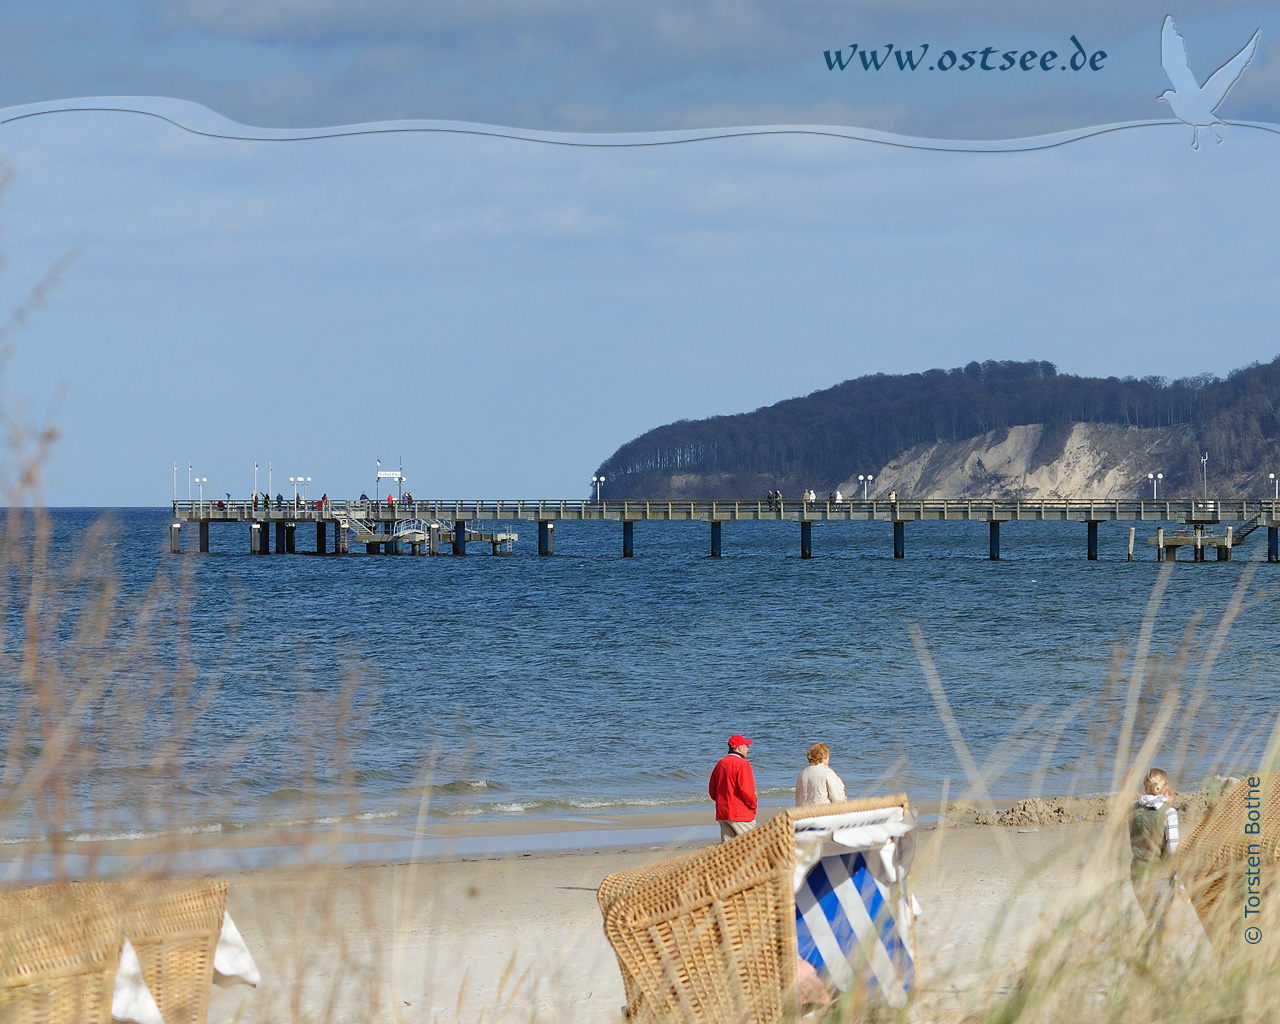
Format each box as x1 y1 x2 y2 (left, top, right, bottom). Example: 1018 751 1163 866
1233 513 1263 543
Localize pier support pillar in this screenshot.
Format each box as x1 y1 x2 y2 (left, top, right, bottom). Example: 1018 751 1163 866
429 525 441 556
1128 527 1135 562
285 523 296 554
335 524 348 555
1194 526 1204 562
366 542 378 555
198 521 210 553
1270 527 1279 563
800 520 812 559
316 521 327 555
276 521 287 554
989 521 1000 561
249 524 260 555
623 521 634 558
1157 527 1165 562
893 521 905 559
711 521 722 558
1087 521 1098 561
538 521 554 556
169 523 181 554
453 520 467 556
1224 526 1233 562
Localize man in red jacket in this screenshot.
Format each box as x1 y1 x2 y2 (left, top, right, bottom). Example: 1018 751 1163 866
709 734 757 842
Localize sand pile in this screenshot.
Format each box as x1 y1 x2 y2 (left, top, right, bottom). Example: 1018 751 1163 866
970 777 1240 828
974 796 1111 826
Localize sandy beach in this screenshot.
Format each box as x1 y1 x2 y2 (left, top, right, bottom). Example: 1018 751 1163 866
184 804 1209 1023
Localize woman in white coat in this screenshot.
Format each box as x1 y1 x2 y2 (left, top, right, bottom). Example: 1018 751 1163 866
795 742 847 806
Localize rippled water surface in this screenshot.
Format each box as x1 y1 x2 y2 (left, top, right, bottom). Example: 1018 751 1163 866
9 508 1279 840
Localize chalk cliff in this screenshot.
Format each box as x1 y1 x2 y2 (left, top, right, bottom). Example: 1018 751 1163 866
844 423 1194 500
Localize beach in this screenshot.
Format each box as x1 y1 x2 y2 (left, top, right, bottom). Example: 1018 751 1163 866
190 806 1207 1023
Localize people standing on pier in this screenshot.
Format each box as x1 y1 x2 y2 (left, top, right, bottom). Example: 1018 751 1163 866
709 734 757 842
276 492 284 509
1128 767 1180 945
795 743 846 807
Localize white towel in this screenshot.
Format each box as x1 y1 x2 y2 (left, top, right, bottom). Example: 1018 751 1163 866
111 938 165 1024
213 911 261 988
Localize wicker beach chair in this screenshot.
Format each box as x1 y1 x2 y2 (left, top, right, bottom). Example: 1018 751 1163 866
0 881 126 1024
118 879 228 1024
1178 774 1280 947
0 878 229 1024
598 795 916 1024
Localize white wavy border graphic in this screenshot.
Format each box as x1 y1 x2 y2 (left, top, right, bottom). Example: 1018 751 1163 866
2 97 1279 151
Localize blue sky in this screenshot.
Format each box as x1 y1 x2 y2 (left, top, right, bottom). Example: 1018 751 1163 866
0 5 1278 503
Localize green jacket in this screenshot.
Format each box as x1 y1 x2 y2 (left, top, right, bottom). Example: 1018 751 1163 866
1129 800 1176 868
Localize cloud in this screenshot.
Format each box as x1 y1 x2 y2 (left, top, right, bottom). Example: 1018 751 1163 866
0 1 1265 137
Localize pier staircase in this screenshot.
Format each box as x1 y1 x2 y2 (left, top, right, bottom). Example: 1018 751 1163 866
1233 513 1263 543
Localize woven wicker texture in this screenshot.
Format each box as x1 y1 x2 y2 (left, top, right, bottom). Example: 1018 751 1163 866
0 882 125 1024
119 879 228 1024
1178 774 1280 943
599 795 910 1024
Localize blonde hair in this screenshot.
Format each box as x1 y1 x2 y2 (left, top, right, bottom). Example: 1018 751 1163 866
807 742 829 765
1143 768 1170 795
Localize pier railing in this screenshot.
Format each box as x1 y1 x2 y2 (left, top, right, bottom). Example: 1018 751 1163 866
171 497 1280 524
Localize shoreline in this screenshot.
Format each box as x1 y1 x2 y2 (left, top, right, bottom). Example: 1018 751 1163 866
0 793 1133 882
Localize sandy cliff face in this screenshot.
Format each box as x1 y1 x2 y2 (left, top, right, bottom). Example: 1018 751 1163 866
843 423 1193 500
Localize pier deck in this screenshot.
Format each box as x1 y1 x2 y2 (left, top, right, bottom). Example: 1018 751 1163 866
169 498 1280 561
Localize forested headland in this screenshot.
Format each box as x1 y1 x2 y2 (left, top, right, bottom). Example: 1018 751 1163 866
594 357 1280 499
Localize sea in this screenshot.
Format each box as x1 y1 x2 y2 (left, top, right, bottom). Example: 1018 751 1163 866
3 507 1277 850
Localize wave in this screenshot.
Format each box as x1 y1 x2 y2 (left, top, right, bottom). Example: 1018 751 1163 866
0 808 404 846
427 793 715 816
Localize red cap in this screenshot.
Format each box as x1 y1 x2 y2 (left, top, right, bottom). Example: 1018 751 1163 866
728 734 752 747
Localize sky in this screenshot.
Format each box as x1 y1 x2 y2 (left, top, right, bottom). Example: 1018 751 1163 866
0 3 1278 504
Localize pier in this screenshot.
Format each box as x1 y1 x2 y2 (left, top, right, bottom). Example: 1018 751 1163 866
170 497 1280 562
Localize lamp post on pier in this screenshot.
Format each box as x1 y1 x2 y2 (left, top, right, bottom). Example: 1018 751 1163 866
1148 472 1162 499
289 477 299 507
858 474 874 500
592 475 605 502
196 477 207 512
1200 452 1209 499
1270 472 1277 500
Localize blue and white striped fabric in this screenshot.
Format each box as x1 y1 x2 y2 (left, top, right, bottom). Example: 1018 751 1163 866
795 851 915 1005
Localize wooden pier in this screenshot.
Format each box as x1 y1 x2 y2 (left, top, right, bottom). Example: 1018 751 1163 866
170 497 1280 562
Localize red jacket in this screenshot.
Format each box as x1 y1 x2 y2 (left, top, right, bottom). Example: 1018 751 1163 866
709 752 757 821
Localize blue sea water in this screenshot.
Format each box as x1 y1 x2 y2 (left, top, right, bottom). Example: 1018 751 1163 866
5 508 1278 843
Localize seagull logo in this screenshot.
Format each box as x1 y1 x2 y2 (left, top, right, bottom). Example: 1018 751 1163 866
1159 15 1259 149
